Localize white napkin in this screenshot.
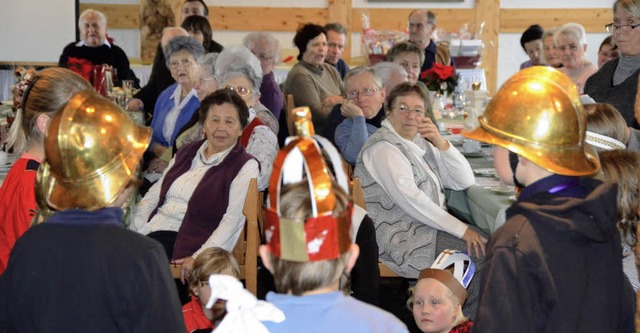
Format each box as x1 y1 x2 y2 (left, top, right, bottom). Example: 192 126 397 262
206 274 285 333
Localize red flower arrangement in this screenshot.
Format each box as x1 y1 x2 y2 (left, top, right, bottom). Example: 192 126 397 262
420 63 458 96
66 57 94 82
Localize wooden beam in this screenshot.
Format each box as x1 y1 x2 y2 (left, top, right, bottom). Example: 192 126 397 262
79 4 140 29
475 0 500 94
327 0 353 62
209 7 327 32
351 8 475 33
500 8 611 33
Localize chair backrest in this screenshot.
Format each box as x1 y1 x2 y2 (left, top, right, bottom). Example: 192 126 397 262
170 178 261 295
284 94 296 135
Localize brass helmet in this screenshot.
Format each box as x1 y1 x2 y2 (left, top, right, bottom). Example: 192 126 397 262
36 90 151 211
462 66 599 176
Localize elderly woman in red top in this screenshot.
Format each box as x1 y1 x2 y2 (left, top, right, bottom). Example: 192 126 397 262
133 88 258 281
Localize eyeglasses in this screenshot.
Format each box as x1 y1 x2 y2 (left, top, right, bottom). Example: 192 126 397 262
557 43 580 53
169 59 194 70
393 104 425 116
605 22 640 33
196 76 215 86
346 87 379 100
254 52 274 61
224 85 251 96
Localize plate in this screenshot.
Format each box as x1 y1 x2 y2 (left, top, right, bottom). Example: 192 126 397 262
473 168 497 177
489 187 514 195
461 151 486 158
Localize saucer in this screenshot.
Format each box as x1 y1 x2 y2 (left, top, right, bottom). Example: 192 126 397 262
473 168 497 177
462 151 486 158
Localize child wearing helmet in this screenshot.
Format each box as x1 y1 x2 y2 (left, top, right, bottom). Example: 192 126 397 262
258 111 407 332
463 66 635 332
409 250 475 333
1 91 185 331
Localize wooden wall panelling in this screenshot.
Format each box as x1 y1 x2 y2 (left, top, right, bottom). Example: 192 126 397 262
79 4 140 29
500 8 612 33
475 0 500 94
208 7 327 32
327 0 353 62
351 8 475 32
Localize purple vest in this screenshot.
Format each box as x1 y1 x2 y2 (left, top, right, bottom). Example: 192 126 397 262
148 139 254 259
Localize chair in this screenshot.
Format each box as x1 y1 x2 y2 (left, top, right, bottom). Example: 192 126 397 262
350 177 401 278
170 178 261 295
284 94 296 136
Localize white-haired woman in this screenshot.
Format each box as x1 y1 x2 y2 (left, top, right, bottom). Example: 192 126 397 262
243 32 284 119
555 23 597 92
216 46 279 191
585 0 640 128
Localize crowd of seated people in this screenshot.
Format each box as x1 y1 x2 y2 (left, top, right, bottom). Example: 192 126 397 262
2 0 640 332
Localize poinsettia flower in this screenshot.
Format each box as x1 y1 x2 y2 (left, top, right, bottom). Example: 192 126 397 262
430 63 455 80
67 57 94 82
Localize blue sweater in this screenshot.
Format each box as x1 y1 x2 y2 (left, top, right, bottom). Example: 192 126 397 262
150 83 200 148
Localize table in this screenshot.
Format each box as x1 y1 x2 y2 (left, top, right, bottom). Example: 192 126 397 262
443 134 512 235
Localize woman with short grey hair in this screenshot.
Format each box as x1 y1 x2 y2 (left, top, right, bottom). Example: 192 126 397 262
216 46 279 190
243 32 284 117
147 36 204 172
555 22 597 92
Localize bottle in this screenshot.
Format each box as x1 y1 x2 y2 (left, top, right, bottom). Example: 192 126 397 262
452 85 465 119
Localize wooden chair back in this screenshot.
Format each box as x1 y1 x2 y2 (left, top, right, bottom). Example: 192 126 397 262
170 178 261 294
284 94 296 135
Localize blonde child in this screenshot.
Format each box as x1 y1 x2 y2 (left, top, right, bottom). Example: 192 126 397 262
182 247 240 333
408 250 475 333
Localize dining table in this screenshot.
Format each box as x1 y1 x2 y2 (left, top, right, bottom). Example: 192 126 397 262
442 131 514 235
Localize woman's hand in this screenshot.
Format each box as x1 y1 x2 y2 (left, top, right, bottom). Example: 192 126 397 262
418 116 449 150
147 158 169 174
172 256 195 284
462 228 487 258
127 98 144 111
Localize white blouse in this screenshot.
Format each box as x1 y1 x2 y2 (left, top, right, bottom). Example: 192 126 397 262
360 120 475 239
133 141 259 257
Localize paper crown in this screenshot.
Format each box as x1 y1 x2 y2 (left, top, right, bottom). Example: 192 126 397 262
264 107 352 262
419 250 475 305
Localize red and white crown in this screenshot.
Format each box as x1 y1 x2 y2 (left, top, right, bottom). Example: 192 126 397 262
263 107 352 262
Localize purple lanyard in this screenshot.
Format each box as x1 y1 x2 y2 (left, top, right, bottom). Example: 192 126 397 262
548 180 580 194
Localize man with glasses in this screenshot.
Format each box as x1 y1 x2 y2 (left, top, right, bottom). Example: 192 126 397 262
324 23 350 79
584 0 640 129
407 9 452 72
321 67 386 164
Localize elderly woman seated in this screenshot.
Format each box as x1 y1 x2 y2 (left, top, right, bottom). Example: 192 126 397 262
555 23 597 93
59 9 139 87
354 82 487 280
243 32 284 119
146 36 204 169
134 88 259 278
386 42 432 113
282 24 344 133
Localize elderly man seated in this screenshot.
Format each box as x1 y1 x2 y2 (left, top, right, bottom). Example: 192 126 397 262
243 32 284 120
59 9 139 87
320 67 386 165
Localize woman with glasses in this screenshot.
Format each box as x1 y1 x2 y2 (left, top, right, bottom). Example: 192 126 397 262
555 23 597 93
243 32 284 120
354 82 486 316
147 36 204 171
585 0 640 129
215 46 278 191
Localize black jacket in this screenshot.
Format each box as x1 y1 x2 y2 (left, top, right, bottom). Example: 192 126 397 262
473 176 635 332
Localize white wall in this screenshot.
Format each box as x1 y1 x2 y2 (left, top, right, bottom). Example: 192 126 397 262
0 0 76 63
